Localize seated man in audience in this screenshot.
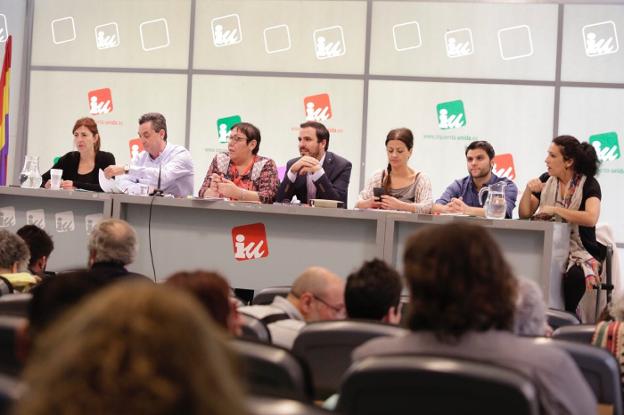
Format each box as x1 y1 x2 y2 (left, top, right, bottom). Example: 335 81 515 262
354 223 596 415
432 140 517 218
87 219 149 281
104 112 194 197
0 229 38 292
17 225 54 279
275 121 351 207
513 277 551 337
240 266 345 348
345 258 402 324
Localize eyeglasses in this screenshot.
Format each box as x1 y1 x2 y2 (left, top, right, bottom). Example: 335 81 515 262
228 134 248 143
312 294 345 316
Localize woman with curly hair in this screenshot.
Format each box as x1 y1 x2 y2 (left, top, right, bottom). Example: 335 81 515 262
15 281 247 415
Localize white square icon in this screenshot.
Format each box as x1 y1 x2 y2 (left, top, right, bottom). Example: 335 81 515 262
497 25 533 61
0 14 8 43
26 209 45 228
212 14 242 47
55 211 75 233
85 214 102 235
392 21 422 52
0 207 15 228
51 16 76 45
583 21 619 57
139 18 170 52
313 26 346 60
95 22 120 50
445 28 474 58
263 24 291 54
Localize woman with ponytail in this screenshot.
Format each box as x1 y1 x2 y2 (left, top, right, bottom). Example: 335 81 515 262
519 135 605 317
356 128 432 213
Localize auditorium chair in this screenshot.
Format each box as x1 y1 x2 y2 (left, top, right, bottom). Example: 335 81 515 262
337 355 538 415
546 308 580 330
231 338 312 402
530 337 622 415
240 313 272 343
0 373 20 415
0 294 31 318
252 286 291 305
0 317 25 376
552 324 596 344
291 320 408 399
247 395 331 415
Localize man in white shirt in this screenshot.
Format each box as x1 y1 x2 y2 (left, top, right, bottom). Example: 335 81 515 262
240 266 346 348
104 112 194 197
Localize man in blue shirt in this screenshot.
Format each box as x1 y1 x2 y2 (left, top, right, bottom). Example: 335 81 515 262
432 141 518 218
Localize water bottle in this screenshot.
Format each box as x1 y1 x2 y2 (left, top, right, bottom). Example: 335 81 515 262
19 155 42 189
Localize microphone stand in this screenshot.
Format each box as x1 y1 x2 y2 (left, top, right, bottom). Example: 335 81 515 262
150 164 164 196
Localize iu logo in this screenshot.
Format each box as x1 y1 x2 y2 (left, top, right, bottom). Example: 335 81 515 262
304 93 332 122
436 99 466 130
232 223 269 261
88 88 113 115
129 138 144 160
492 153 516 180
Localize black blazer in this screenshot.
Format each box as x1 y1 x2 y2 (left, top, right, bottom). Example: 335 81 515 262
41 151 115 192
275 151 352 207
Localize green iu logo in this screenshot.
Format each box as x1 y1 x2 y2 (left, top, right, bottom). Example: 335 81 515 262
216 115 242 144
589 132 620 162
436 100 466 130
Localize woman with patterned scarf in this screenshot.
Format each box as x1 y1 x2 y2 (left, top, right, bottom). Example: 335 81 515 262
519 135 605 316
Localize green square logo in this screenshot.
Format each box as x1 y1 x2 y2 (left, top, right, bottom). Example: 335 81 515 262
589 132 620 162
436 100 466 130
216 115 242 144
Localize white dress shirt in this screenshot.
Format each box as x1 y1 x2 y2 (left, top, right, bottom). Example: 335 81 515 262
118 142 194 197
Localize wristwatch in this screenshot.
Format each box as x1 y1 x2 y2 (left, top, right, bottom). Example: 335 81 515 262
123 165 130 174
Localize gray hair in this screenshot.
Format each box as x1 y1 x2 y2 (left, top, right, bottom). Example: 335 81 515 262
513 277 548 336
88 219 138 265
139 112 167 141
0 229 30 272
608 296 624 321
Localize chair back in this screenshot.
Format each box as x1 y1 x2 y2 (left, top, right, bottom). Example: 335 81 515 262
546 308 580 330
337 355 538 415
0 373 20 415
232 339 311 401
530 337 622 415
252 286 291 305
0 317 25 377
552 325 596 344
247 396 331 415
240 313 271 343
291 320 408 399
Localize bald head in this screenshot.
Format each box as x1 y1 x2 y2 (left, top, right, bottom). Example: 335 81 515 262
290 267 345 322
88 219 138 266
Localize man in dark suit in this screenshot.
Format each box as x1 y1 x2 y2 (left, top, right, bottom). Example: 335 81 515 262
276 121 351 207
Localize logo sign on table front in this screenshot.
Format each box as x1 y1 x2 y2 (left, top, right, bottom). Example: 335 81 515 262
231 223 269 261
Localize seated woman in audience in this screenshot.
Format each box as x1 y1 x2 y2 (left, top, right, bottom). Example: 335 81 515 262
355 128 432 213
42 117 116 192
198 122 279 203
0 229 38 292
519 136 604 316
14 281 247 415
513 277 551 337
166 270 242 336
353 223 596 415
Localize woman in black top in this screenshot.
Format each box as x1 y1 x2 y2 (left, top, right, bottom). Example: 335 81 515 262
42 117 115 192
519 135 604 315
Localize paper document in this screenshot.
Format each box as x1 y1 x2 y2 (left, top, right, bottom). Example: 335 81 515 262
98 169 123 193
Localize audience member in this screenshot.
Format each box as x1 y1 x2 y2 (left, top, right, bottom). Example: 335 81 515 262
0 229 38 292
105 112 194 197
356 128 432 213
198 122 279 203
166 270 242 336
432 140 518 218
15 282 247 415
354 223 596 415
275 121 351 206
87 218 149 280
345 258 402 324
240 266 345 348
513 277 551 337
17 225 54 279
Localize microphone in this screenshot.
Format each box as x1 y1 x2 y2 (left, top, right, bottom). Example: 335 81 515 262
150 164 164 196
